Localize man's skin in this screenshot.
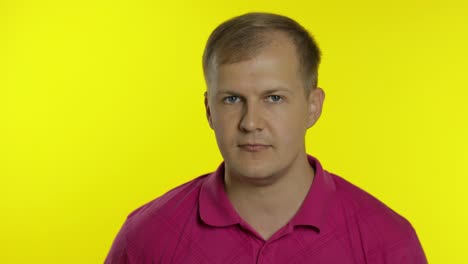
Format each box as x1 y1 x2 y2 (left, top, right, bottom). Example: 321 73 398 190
204 31 326 240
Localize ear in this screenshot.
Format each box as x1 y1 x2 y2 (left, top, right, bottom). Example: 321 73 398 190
306 87 325 128
204 91 214 129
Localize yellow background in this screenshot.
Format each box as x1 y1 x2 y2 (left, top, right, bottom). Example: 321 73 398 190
1 0 467 263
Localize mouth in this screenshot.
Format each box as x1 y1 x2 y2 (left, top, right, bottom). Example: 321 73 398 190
238 144 271 152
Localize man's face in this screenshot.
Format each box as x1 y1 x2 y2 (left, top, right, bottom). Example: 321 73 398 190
205 33 324 183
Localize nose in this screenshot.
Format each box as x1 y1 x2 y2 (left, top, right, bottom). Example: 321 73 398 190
239 101 264 133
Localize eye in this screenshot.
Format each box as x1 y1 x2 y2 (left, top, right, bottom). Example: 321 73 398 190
267 95 283 103
223 96 241 104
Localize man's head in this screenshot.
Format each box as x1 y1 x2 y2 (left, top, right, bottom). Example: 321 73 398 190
203 12 325 183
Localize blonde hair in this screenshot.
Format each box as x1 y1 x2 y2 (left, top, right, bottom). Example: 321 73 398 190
202 12 321 94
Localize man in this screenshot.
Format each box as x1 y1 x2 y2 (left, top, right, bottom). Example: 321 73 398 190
105 12 428 263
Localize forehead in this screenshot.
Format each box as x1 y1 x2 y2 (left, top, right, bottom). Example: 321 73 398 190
213 34 303 94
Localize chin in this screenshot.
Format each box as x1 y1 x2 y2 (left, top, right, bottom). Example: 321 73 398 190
231 161 279 183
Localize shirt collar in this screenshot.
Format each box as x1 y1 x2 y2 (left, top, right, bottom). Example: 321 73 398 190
289 155 336 232
198 162 241 227
198 154 336 231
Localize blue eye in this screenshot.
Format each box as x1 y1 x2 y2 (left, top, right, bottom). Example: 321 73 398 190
267 95 283 103
224 96 240 103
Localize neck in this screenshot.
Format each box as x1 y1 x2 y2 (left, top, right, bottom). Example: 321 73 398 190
224 153 315 236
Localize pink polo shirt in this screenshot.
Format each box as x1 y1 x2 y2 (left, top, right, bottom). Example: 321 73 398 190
105 155 428 263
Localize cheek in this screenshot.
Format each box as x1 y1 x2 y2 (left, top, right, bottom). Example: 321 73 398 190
277 122 303 145
212 109 239 143
273 109 308 145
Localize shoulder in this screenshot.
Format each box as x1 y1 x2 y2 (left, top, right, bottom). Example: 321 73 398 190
326 171 426 261
130 174 208 217
329 171 412 228
105 173 211 263
124 173 210 243
128 173 209 226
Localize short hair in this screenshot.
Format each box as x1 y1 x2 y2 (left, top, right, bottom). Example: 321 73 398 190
202 12 321 94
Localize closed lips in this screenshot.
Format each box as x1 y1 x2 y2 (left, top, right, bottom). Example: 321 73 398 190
238 144 271 151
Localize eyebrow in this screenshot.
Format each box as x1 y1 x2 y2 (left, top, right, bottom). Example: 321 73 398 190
216 88 293 96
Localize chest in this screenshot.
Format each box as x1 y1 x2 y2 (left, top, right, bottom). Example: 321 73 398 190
154 226 364 264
